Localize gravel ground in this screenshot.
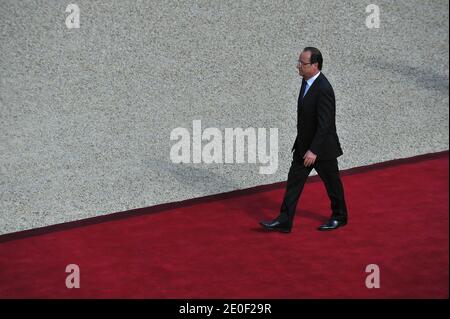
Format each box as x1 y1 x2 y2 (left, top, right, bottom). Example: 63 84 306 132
0 0 448 234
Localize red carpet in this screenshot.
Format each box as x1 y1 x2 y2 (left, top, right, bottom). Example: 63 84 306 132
0 152 448 298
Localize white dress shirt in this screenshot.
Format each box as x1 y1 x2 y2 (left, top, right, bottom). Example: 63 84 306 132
303 71 321 98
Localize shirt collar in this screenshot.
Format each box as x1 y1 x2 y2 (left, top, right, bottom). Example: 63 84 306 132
305 71 321 86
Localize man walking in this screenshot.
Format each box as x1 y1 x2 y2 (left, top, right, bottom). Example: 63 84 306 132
260 47 348 233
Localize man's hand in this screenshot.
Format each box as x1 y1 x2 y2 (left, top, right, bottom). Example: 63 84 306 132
303 150 317 167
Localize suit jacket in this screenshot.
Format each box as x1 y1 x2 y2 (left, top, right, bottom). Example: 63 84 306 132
291 72 343 160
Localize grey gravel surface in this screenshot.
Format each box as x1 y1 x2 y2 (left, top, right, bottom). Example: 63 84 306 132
0 0 448 234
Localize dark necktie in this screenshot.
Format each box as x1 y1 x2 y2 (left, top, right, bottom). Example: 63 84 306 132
299 79 307 102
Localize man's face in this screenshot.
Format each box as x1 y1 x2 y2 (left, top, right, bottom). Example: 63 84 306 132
297 51 317 79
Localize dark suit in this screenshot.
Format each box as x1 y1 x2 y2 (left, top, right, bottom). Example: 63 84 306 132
279 72 348 224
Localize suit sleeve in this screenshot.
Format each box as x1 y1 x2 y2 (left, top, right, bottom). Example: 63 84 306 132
309 86 335 155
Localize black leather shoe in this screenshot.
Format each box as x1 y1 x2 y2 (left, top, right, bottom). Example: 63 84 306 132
318 219 347 231
259 220 292 233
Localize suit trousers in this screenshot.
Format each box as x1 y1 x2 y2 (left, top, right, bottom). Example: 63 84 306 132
279 150 348 224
